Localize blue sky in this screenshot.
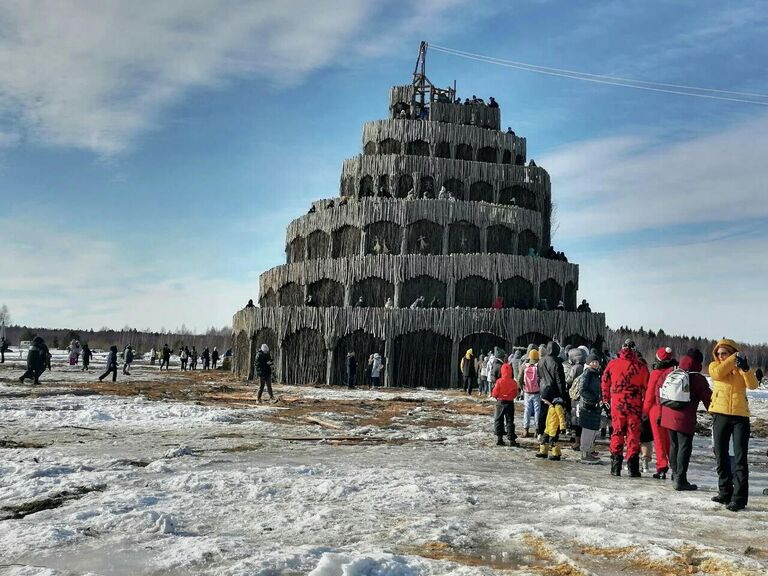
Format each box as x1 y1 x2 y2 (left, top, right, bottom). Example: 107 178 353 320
1 1 766 343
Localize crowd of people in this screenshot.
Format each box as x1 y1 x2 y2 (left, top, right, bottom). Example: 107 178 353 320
9 337 226 384
464 337 760 511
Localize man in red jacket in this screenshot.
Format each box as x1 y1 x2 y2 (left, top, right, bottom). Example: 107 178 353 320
492 363 519 446
601 339 650 477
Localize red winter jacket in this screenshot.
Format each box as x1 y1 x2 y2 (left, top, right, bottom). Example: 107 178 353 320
659 355 712 435
492 363 519 401
642 359 678 418
601 348 649 416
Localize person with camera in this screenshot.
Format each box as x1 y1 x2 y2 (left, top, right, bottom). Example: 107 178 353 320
709 338 759 511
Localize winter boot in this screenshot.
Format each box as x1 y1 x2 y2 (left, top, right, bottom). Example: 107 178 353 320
496 435 506 446
535 444 549 458
674 482 698 491
508 437 518 447
711 493 731 504
628 455 642 477
652 467 668 480
610 454 623 476
726 501 745 512
548 443 562 461
580 451 600 464
523 428 530 438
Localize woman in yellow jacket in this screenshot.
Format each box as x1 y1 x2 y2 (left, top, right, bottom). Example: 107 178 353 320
709 338 758 511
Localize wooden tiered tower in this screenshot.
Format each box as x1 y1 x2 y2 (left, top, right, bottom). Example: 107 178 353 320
232 43 605 388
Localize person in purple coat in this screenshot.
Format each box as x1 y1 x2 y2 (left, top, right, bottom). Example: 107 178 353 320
659 349 712 491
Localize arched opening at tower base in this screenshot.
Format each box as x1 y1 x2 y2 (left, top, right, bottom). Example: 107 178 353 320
393 330 452 388
458 332 508 375
282 328 326 385
332 330 385 387
516 332 550 346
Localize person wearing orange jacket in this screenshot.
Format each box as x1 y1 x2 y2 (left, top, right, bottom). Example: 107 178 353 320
709 338 759 512
601 339 650 477
491 363 519 446
642 346 677 479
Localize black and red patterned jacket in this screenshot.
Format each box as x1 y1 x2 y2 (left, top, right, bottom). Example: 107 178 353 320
601 348 649 415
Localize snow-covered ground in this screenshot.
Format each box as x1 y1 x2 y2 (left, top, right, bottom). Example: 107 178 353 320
1 358 767 576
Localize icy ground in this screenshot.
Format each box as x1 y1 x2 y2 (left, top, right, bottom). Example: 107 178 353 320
1 354 767 576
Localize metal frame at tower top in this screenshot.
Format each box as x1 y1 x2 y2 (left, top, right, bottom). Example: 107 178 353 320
412 41 456 109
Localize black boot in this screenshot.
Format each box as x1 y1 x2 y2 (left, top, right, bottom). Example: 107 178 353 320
610 454 622 476
628 455 642 477
496 436 505 446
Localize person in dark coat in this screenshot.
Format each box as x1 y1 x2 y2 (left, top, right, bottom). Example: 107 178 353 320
19 336 47 385
345 351 357 389
756 367 764 384
245 299 255 308
201 347 210 370
160 344 171 370
254 343 275 402
211 347 220 369
190 346 198 370
0 336 8 363
536 341 568 439
578 353 603 463
81 344 93 371
98 345 119 382
660 349 712 491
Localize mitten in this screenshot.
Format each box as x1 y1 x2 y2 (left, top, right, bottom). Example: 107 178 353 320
736 353 749 371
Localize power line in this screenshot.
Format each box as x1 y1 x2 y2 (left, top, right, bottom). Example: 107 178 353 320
430 44 768 106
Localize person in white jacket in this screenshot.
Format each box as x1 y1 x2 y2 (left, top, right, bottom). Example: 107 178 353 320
370 353 384 388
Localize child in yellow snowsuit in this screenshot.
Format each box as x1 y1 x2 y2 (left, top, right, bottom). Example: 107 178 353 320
536 392 568 461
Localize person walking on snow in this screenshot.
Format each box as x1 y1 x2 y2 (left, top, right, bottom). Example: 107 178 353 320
149 347 157 365
660 349 711 491
190 346 198 370
491 363 519 446
642 347 677 479
565 346 587 451
0 336 9 363
81 343 93 371
254 343 275 402
98 345 119 382
602 339 650 477
370 353 384 388
709 338 759 511
19 336 47 385
122 345 134 375
160 344 171 370
211 347 219 369
201 347 211 370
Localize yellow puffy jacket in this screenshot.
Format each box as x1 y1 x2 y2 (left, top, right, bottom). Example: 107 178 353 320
708 339 758 417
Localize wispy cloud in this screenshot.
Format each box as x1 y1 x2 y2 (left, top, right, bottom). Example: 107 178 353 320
0 1 373 154
543 113 768 240
0 1 476 156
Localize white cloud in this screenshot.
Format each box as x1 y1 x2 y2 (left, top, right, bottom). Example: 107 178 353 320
0 0 373 154
578 234 768 344
543 113 768 239
0 1 476 155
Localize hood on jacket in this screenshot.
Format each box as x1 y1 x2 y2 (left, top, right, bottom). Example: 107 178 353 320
712 338 739 361
32 336 44 345
499 363 513 379
545 341 561 357
568 347 586 364
261 344 269 353
110 345 118 353
618 347 637 361
578 345 590 357
512 350 522 360
527 343 536 353
679 354 702 373
464 348 473 359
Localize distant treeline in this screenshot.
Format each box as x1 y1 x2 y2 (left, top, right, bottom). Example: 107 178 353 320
2 325 231 354
607 326 767 371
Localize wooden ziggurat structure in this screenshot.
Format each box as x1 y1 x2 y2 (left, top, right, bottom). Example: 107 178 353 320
232 43 605 388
